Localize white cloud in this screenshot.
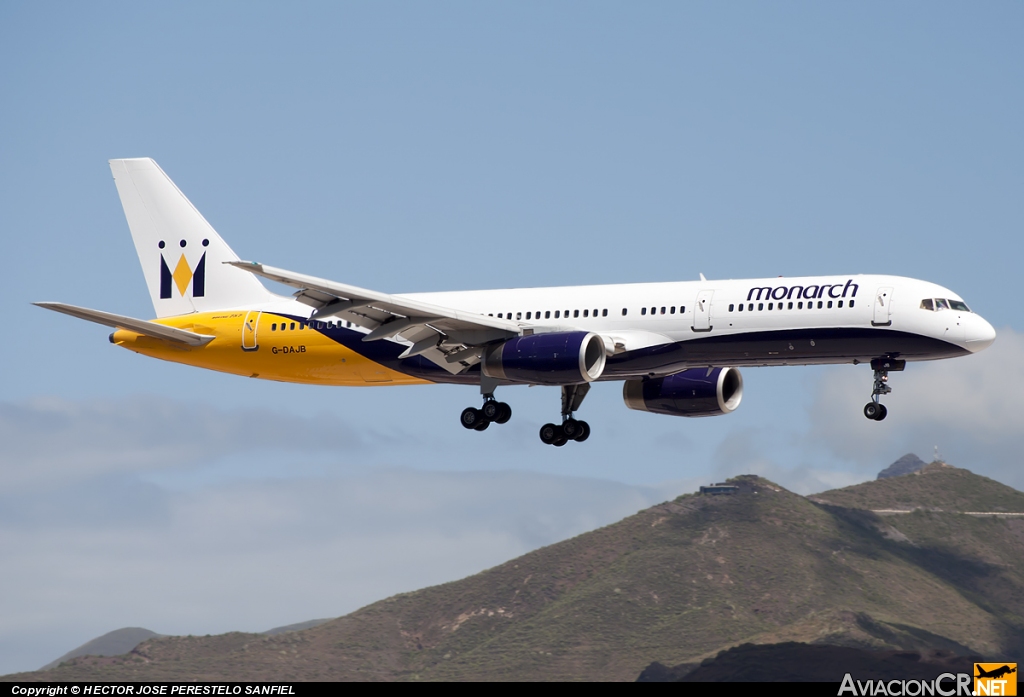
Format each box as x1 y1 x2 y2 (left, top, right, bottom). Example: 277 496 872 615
0 396 365 489
0 394 682 675
808 326 1024 489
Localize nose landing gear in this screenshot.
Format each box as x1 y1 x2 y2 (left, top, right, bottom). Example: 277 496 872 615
540 384 592 446
863 358 905 421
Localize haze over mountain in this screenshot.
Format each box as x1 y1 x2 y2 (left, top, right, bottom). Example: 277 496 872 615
9 459 1024 681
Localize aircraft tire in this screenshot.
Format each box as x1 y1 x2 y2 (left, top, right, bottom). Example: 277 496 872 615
482 401 500 421
875 404 888 421
562 418 580 439
461 407 484 429
540 423 560 444
863 403 880 420
494 402 512 424
574 420 591 442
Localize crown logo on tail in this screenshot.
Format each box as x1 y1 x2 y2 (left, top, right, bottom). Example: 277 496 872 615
158 239 208 299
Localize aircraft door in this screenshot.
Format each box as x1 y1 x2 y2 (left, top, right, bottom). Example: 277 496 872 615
872 287 893 327
242 310 261 351
692 290 714 332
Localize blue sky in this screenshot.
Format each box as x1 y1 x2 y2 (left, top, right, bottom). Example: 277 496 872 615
1 1 1022 675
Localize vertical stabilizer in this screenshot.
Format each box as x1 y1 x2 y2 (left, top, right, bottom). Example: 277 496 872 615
110 158 274 318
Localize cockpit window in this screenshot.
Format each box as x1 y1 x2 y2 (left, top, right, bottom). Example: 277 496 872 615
948 300 971 312
935 298 950 310
920 299 934 311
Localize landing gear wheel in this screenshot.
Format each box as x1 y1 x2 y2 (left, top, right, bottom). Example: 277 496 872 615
562 418 581 439
573 420 591 442
875 404 888 421
481 401 500 421
864 403 882 421
540 423 561 445
494 402 512 424
461 407 484 430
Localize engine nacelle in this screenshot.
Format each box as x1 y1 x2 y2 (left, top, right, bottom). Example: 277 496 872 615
622 367 743 417
482 331 607 385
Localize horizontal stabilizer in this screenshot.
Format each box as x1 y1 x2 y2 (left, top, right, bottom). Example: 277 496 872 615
34 302 214 346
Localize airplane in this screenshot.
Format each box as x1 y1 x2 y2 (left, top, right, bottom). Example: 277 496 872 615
976 665 1017 680
36 158 997 446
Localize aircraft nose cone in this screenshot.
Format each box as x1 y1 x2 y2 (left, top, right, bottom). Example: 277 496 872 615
965 315 996 352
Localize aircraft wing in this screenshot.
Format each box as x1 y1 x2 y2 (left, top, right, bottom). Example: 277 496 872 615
226 261 522 373
34 302 215 346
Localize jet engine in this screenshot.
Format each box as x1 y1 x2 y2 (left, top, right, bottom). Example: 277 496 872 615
482 331 607 385
622 367 743 417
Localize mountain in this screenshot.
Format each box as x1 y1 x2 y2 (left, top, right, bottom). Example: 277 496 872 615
39 619 335 671
39 628 163 671
638 642 979 682
877 453 928 480
814 461 1024 513
8 464 1024 681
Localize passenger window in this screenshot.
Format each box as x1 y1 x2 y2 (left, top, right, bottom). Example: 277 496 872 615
660 307 666 314
641 307 647 316
602 309 608 317
758 303 764 311
738 304 744 312
622 308 628 316
593 309 598 316
670 306 676 314
827 301 832 309
554 310 560 319
798 302 803 309
583 309 589 317
651 307 656 315
290 322 295 330
545 311 550 319
516 312 522 320
728 304 734 312
838 301 843 308
747 303 753 311
768 302 773 310
574 310 579 318
271 323 277 331
850 300 855 308
788 302 793 309
817 301 823 309
680 306 685 314
497 313 502 318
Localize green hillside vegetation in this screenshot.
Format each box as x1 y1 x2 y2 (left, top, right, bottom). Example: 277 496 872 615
8 466 1024 681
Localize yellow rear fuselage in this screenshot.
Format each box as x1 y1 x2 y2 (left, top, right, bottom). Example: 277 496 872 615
110 311 430 386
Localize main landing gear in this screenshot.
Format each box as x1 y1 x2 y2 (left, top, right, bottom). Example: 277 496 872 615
863 357 905 422
540 384 591 447
460 375 512 432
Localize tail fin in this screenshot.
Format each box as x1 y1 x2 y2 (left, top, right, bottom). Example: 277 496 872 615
110 158 274 318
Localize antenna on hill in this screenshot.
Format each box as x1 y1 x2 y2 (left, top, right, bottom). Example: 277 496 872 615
934 445 941 463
